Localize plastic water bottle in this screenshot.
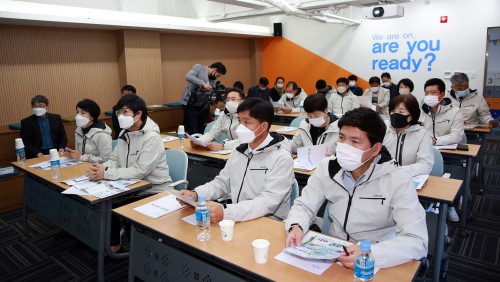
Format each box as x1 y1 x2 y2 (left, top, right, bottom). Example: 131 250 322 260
178 125 185 149
214 108 220 120
300 101 304 113
49 149 61 179
354 241 375 282
196 194 211 241
15 138 26 163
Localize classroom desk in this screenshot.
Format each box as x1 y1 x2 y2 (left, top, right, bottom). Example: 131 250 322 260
12 157 152 282
269 124 298 136
114 192 420 282
465 125 492 191
273 111 305 125
439 144 480 234
417 176 462 282
162 136 230 163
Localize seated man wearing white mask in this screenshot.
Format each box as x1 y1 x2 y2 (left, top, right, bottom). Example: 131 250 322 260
361 77 390 119
179 97 294 223
276 81 307 113
331 77 360 116
419 78 465 145
286 107 428 269
191 88 244 151
290 94 339 154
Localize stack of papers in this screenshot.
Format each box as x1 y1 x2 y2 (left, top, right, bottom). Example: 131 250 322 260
358 96 372 108
187 134 208 147
293 144 329 171
30 157 83 170
412 174 429 190
464 125 477 130
211 149 232 155
0 166 15 176
133 194 185 218
61 176 140 198
434 144 458 150
162 136 179 143
276 127 298 133
272 101 284 108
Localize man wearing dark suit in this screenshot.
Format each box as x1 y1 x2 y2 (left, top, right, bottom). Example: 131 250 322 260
112 85 136 139
20 95 68 159
247 77 271 102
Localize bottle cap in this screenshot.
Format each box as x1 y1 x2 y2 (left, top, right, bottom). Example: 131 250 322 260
300 101 304 106
49 149 60 161
198 194 206 201
215 108 221 115
15 138 25 149
360 240 371 251
178 125 185 135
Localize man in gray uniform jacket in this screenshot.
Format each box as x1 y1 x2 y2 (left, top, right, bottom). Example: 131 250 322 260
179 98 294 223
286 108 427 269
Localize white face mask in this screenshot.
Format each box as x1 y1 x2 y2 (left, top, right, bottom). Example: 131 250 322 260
399 88 410 95
335 142 373 171
424 96 441 107
286 93 295 99
236 123 264 144
259 87 267 91
276 83 284 88
309 115 326 127
75 114 90 127
371 86 380 93
225 101 239 114
32 107 47 117
118 114 135 129
337 86 347 94
383 82 391 87
349 81 356 87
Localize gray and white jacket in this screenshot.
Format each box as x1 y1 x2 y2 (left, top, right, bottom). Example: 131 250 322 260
419 98 465 145
286 148 428 268
383 123 434 177
330 90 360 116
317 86 336 113
362 88 390 118
278 88 308 113
447 89 494 124
198 111 240 150
75 121 112 164
180 64 216 105
195 132 294 222
290 113 339 154
104 117 171 194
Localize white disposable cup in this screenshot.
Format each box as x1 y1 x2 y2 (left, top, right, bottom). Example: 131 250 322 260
15 138 24 149
49 148 60 161
218 220 235 241
178 125 185 135
252 239 270 264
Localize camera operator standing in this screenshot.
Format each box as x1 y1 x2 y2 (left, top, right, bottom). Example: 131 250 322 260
180 62 227 134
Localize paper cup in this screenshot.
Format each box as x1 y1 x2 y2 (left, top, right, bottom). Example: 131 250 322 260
15 138 24 149
49 148 60 161
178 125 185 135
252 239 270 264
219 220 235 241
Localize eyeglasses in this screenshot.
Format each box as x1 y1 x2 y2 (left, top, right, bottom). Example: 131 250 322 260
225 98 242 102
115 108 134 116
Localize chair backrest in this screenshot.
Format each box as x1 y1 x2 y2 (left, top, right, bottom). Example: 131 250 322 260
165 149 188 189
290 179 299 208
204 121 216 134
290 116 306 128
111 139 118 150
322 205 331 234
430 148 444 177
460 132 467 144
204 121 228 143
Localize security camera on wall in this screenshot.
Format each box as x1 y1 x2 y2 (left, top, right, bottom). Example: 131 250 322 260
363 5 404 20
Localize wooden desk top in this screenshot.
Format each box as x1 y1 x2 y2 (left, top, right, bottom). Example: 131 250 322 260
417 176 462 204
12 156 151 205
270 125 298 136
162 135 230 160
114 192 420 282
274 112 305 118
439 144 481 158
465 124 492 134
294 168 315 176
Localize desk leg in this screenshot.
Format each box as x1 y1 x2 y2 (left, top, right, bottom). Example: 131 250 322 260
98 202 107 282
21 191 29 242
433 202 448 282
460 156 473 230
477 134 486 192
128 224 136 282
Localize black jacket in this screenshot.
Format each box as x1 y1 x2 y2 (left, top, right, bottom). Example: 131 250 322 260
20 113 68 158
247 85 271 101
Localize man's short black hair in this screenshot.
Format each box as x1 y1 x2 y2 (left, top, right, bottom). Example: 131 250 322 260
338 108 387 146
275 76 285 83
315 79 327 90
210 62 227 75
368 76 381 85
76 99 101 122
226 87 245 100
304 94 328 113
286 81 298 91
397 78 414 93
116 95 148 122
389 94 420 125
121 85 136 94
348 74 358 81
237 97 273 130
381 72 391 79
233 81 244 92
336 77 349 85
31 95 49 106
259 77 269 87
424 78 446 93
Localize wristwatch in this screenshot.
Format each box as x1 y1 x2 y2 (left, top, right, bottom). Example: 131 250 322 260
288 223 302 233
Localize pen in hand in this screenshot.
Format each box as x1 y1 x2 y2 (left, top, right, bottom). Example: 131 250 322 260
343 245 349 256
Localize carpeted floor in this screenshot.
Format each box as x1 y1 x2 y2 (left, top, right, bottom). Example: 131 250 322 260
0 136 499 282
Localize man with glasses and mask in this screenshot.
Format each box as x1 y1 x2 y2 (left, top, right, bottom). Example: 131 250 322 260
285 107 428 269
191 88 245 151
178 97 294 224
21 95 67 158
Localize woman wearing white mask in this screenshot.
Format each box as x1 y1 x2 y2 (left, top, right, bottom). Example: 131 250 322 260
419 78 464 145
193 88 244 151
397 78 414 95
290 94 339 154
361 76 390 119
270 76 285 101
277 81 307 113
64 99 112 163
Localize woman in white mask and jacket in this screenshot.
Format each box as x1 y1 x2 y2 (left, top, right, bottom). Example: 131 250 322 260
64 99 112 163
290 94 339 154
192 88 244 151
383 94 434 177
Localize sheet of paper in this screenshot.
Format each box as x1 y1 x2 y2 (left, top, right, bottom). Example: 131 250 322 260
275 252 334 275
108 179 140 189
272 101 284 108
434 144 458 150
412 174 430 190
29 161 52 170
211 149 232 155
276 126 298 133
62 186 90 195
59 158 83 168
358 96 372 108
162 136 179 143
169 189 197 207
182 213 197 226
85 183 127 198
294 159 315 171
62 175 90 186
464 125 477 130
284 232 351 260
0 166 15 175
134 194 186 218
296 144 329 170
186 133 208 147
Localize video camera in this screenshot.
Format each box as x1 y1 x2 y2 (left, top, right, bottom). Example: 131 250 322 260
188 82 227 108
